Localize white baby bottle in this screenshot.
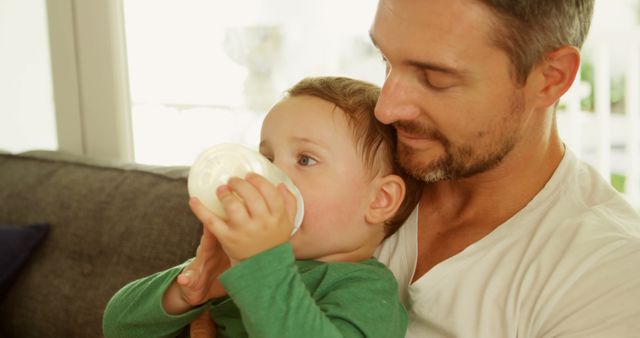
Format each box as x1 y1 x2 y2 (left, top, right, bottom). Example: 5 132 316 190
188 144 304 234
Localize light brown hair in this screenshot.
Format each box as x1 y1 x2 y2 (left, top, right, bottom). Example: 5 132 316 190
286 76 422 238
477 0 595 85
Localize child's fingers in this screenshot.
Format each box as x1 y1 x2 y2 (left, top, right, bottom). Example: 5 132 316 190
189 197 217 225
217 184 250 227
177 233 206 289
189 197 232 240
178 233 213 289
227 176 269 218
199 225 218 251
179 249 207 290
246 173 284 215
278 183 298 225
177 269 194 288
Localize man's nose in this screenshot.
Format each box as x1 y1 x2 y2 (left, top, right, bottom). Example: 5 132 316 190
375 74 421 125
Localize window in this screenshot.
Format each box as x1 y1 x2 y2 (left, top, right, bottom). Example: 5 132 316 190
121 0 640 207
0 0 56 153
123 0 383 165
557 0 640 205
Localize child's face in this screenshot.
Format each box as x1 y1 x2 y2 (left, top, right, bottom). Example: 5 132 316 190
260 95 382 262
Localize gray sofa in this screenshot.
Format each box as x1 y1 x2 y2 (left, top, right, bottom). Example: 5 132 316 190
0 150 203 337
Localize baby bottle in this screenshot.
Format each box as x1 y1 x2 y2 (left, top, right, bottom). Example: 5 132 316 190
188 143 304 234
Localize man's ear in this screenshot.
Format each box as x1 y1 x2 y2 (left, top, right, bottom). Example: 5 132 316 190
365 174 405 225
531 45 581 109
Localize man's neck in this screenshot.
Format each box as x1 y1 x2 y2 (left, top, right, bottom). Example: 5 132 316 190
423 125 564 232
411 121 565 281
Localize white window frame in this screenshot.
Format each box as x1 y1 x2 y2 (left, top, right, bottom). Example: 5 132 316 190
46 0 133 162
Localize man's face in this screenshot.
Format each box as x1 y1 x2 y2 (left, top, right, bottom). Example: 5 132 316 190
370 0 533 183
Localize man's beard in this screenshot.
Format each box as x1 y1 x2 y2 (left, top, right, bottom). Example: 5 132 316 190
395 93 525 183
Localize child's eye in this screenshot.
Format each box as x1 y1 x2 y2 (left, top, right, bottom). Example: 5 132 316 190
297 154 317 166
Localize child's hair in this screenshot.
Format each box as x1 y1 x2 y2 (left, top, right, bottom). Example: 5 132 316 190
286 76 423 238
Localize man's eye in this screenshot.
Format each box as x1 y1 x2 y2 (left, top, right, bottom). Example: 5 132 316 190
424 71 457 90
297 154 317 166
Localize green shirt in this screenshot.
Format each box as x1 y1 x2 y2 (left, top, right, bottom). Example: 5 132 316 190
103 243 407 338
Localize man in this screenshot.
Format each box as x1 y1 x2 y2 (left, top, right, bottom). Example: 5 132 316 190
371 0 640 337
185 0 639 336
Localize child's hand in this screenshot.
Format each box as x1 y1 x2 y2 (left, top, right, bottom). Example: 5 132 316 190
163 198 231 315
203 173 297 263
176 228 229 303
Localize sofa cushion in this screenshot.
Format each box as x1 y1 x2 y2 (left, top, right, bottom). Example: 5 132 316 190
0 223 49 300
0 151 202 338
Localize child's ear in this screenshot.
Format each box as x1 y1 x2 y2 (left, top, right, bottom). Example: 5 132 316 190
365 174 406 225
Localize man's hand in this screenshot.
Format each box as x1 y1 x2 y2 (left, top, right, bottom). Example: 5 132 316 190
202 173 297 263
190 310 217 338
162 198 231 315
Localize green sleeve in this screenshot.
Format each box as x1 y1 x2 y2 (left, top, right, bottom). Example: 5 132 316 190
102 260 209 338
219 243 407 338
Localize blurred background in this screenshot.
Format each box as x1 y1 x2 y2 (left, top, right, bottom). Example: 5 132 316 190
1 0 639 208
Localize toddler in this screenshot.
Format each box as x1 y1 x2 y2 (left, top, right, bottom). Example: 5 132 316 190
103 76 422 338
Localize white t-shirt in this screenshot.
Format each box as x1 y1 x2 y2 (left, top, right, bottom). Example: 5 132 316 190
375 150 640 338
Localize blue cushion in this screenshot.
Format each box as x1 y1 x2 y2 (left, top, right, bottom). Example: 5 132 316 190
0 223 49 299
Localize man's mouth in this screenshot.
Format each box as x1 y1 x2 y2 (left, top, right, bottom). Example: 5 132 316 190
394 122 448 148
396 129 424 141
396 131 437 149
